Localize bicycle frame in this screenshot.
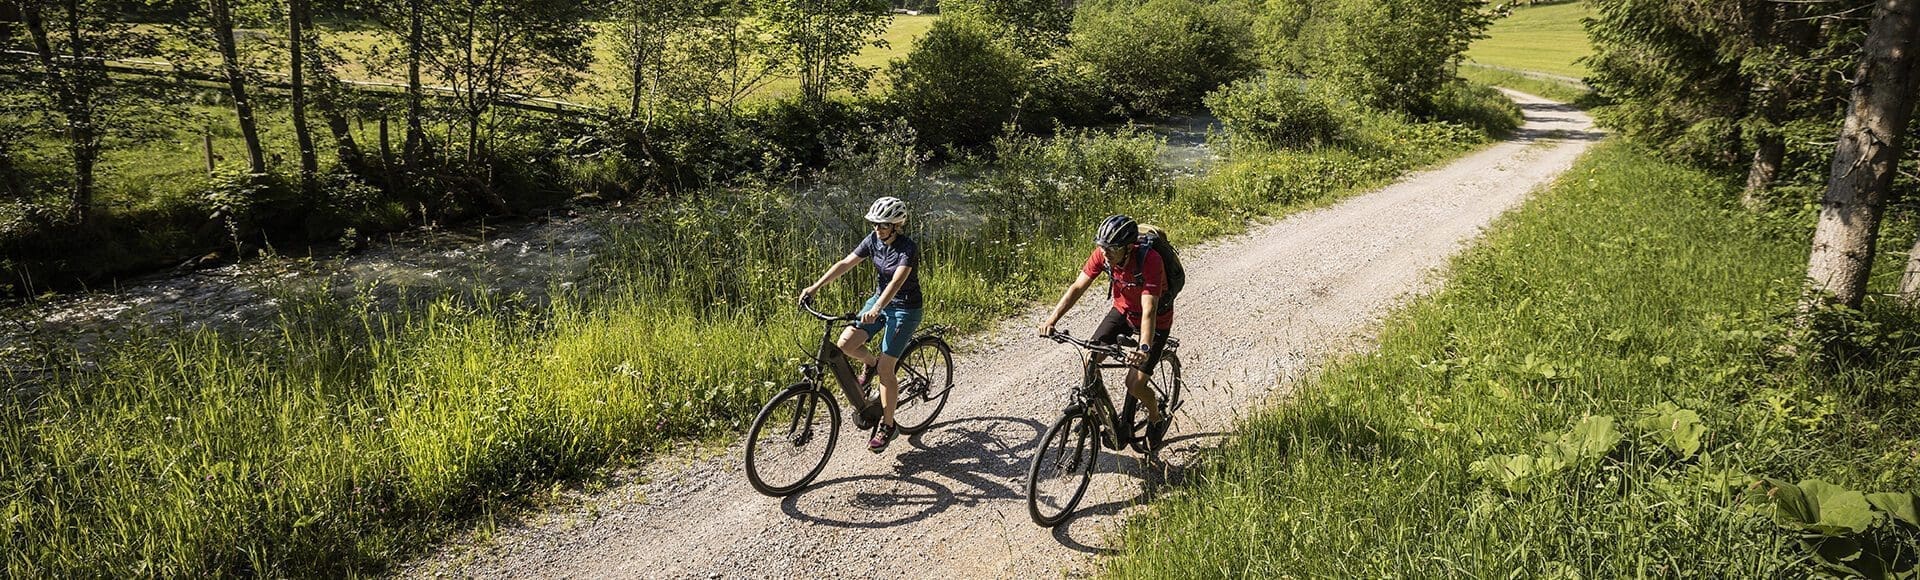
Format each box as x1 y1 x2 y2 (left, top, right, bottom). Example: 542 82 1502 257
799 301 884 428
1052 331 1176 452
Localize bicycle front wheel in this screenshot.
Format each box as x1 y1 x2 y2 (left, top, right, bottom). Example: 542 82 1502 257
745 383 841 497
1027 411 1099 527
892 336 954 435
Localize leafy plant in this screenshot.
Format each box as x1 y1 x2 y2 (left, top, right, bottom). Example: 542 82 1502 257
1764 479 1920 578
1637 401 1707 460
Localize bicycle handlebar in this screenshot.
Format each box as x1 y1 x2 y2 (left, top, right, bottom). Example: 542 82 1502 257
798 297 857 322
1047 330 1130 358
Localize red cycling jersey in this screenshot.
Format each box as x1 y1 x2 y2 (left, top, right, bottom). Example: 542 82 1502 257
1081 245 1174 329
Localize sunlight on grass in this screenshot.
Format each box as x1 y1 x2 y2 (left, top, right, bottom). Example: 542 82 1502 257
1466 2 1593 78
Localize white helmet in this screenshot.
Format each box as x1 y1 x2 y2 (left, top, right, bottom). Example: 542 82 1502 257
865 197 909 224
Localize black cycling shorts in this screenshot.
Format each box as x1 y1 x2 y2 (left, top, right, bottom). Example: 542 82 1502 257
1090 308 1169 376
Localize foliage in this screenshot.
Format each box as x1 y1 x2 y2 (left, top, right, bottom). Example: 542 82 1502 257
1108 141 1920 578
885 16 1027 150
938 0 1072 58
1305 0 1493 113
1204 74 1342 150
1067 0 1257 116
754 0 893 104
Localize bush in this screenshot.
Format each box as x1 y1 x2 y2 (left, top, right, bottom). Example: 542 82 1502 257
887 17 1029 150
1205 74 1343 150
1267 0 1491 113
1068 0 1257 116
1426 80 1523 137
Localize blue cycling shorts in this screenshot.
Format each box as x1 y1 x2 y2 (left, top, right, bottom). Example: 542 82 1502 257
854 294 924 358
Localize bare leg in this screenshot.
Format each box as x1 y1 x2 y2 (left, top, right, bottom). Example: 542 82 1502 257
877 354 901 426
837 327 878 368
1126 367 1162 423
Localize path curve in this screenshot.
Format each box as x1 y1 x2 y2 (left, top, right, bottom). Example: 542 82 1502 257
408 91 1600 579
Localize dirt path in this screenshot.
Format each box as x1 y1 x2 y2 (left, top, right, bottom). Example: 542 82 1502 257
407 92 1600 579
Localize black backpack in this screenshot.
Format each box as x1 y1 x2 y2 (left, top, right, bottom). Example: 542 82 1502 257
1104 224 1186 313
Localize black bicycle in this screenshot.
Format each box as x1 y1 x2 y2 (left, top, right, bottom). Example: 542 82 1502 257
1025 329 1182 527
743 299 956 496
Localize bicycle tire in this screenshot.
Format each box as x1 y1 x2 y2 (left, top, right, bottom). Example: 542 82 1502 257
1027 411 1099 527
1147 351 1182 454
891 336 954 435
745 382 841 497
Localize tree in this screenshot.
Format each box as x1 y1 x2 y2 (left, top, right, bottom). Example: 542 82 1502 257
1069 0 1256 116
755 0 892 106
938 0 1072 59
1902 232 1920 307
1314 0 1490 113
295 0 367 176
202 0 268 175
1802 0 1920 312
288 0 316 181
416 0 593 162
17 0 113 222
887 15 1027 149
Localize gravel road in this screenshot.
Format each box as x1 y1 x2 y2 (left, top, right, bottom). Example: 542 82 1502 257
407 91 1600 579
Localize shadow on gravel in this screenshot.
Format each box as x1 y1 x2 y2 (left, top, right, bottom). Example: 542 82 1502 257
1048 430 1226 555
777 416 1044 529
1511 102 1605 144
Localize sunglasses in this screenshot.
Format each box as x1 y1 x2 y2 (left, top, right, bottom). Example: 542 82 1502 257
871 222 898 230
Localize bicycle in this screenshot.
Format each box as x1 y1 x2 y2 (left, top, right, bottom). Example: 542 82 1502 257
1025 329 1182 527
743 298 956 497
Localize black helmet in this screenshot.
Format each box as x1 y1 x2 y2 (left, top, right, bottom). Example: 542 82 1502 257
1094 214 1138 247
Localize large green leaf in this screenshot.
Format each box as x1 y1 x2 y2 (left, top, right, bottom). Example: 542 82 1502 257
1769 478 1817 527
1636 401 1706 459
1801 479 1878 535
1550 414 1622 465
1867 492 1919 528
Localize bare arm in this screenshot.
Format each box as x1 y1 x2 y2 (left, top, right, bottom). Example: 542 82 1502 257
1039 272 1097 336
863 265 914 321
801 252 863 302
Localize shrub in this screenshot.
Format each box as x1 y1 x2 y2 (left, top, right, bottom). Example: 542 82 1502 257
887 17 1029 150
1067 0 1257 116
1205 74 1342 150
1426 80 1523 137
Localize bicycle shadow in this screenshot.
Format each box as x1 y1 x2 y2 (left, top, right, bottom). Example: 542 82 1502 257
778 415 1045 529
1048 430 1228 555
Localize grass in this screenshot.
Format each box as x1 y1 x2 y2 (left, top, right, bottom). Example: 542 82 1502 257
1458 64 1594 105
0 84 1514 576
1466 1 1594 78
1106 140 1920 578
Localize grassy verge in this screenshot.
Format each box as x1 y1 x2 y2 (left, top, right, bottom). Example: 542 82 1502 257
1466 1 1593 78
1459 64 1594 106
0 87 1512 576
1108 140 1920 577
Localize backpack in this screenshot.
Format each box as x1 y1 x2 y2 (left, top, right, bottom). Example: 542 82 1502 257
1104 224 1187 313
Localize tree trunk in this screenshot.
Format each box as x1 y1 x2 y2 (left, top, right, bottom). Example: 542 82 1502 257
1743 135 1784 208
1801 0 1920 312
1901 231 1920 307
289 0 317 182
209 0 266 175
298 3 366 176
403 0 425 168
26 1 99 223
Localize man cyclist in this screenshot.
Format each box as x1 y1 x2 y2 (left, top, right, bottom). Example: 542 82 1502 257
799 196 922 452
1037 214 1172 445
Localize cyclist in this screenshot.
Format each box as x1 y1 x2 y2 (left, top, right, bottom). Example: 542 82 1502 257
1037 214 1172 445
799 196 923 452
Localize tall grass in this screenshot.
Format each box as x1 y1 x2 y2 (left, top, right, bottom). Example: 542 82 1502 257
1107 141 1920 578
0 94 1505 576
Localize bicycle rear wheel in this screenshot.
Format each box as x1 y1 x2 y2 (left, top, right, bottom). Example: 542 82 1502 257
745 383 841 496
1027 412 1099 527
1145 351 1183 453
891 336 954 434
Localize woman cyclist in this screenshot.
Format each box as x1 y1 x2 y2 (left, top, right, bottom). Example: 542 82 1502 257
798 197 923 452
